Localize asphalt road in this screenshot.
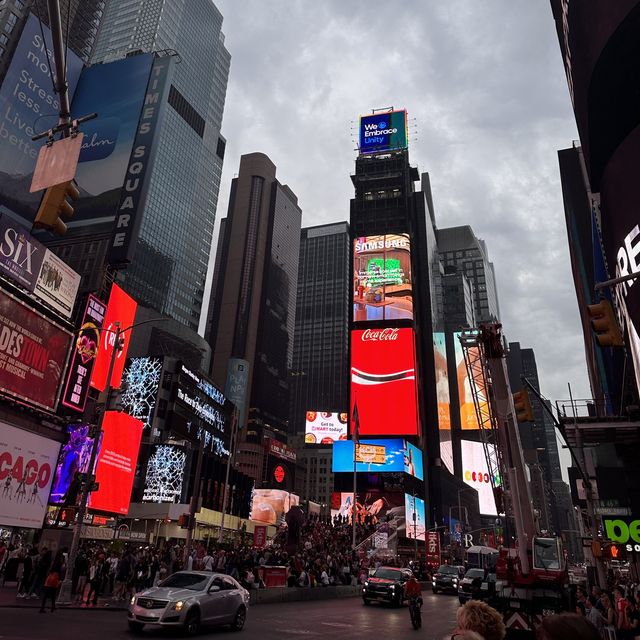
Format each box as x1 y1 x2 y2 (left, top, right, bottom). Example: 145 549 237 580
0 592 459 640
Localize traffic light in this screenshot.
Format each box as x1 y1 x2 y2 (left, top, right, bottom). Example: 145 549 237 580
587 299 624 347
33 179 79 235
178 514 191 529
513 389 534 422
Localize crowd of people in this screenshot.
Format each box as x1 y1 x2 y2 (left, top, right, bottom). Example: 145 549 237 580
575 582 640 639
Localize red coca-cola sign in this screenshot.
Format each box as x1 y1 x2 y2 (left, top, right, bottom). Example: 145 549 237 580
361 328 399 341
350 327 419 436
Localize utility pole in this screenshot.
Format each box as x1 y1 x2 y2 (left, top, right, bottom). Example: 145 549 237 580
46 0 70 129
185 438 205 555
219 408 238 543
412 492 418 560
57 323 122 605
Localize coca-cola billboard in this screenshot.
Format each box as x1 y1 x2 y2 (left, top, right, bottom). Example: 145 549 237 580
350 327 419 436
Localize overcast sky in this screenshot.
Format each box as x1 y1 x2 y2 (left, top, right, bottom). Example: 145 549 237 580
208 0 587 417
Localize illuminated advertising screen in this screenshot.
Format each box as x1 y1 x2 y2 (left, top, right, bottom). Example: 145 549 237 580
250 489 299 526
142 444 186 503
454 331 488 430
88 412 143 515
120 357 162 430
359 109 408 155
461 440 498 516
90 283 137 392
332 438 423 479
0 14 83 225
61 295 106 413
305 411 348 444
405 493 426 541
353 234 412 322
0 290 72 411
0 422 60 528
49 423 97 505
330 491 405 526
350 327 419 436
433 332 453 473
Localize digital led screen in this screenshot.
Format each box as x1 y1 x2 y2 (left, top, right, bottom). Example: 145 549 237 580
353 234 412 322
350 327 419 436
0 422 60 529
405 493 426 541
49 423 97 505
305 411 348 444
250 489 299 526
332 438 423 479
120 357 162 430
454 332 489 430
461 439 498 516
142 444 186 503
330 491 404 526
88 412 143 515
359 109 408 155
433 332 453 474
90 284 137 392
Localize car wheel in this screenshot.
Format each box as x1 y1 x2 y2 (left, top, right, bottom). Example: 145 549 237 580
128 621 144 634
363 598 371 606
232 606 246 631
184 609 201 636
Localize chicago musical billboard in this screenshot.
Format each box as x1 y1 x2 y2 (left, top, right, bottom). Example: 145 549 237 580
350 327 419 436
353 234 412 322
0 422 60 528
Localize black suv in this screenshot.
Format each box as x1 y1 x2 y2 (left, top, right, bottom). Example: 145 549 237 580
362 566 414 606
432 564 464 594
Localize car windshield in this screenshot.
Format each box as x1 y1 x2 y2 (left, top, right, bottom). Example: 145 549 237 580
437 565 459 575
465 569 485 579
159 573 209 591
373 568 402 580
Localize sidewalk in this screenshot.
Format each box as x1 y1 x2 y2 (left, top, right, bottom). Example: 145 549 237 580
0 585 127 611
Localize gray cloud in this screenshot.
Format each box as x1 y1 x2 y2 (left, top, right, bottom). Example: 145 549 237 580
211 0 588 411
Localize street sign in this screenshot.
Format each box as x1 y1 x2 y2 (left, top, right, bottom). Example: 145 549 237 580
30 134 84 193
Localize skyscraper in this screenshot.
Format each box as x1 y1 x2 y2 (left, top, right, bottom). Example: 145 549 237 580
288 222 350 508
0 0 104 80
207 152 302 483
437 226 501 323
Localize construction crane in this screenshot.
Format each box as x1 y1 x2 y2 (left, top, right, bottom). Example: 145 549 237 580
459 324 570 635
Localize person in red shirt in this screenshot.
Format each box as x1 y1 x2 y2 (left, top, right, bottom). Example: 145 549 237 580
405 575 422 600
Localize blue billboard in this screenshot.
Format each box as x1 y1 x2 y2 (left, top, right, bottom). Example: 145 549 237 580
69 53 155 223
405 493 426 541
0 14 83 225
359 110 408 154
332 438 423 479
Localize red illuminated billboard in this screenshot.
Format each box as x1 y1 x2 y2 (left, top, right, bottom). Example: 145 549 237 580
0 290 72 411
350 327 419 436
88 411 143 515
90 284 137 392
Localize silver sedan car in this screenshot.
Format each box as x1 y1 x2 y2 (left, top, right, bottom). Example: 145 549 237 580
128 571 250 635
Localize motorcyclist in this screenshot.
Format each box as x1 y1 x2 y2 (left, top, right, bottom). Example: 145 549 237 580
405 574 423 602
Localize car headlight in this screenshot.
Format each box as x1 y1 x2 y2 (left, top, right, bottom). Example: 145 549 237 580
389 585 395 591
364 581 369 588
130 596 136 606
170 600 185 612
432 581 436 586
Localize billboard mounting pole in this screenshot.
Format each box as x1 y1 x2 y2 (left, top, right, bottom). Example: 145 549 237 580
218 408 238 543
46 0 70 130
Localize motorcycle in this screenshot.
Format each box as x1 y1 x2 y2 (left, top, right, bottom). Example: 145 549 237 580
409 595 422 630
